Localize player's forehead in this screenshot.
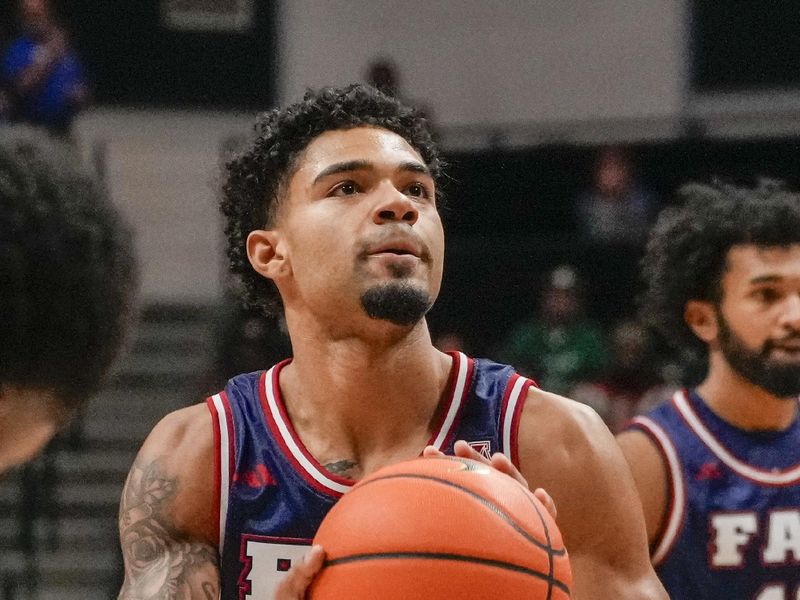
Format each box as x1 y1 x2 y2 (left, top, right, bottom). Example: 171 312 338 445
723 243 800 286
292 126 426 180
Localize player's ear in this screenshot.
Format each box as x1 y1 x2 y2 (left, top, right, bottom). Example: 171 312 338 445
684 300 718 343
247 229 290 281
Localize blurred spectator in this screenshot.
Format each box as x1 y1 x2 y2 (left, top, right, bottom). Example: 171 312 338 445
209 298 292 392
570 320 674 432
365 57 435 129
433 331 469 354
366 57 399 98
498 265 608 395
576 146 659 246
1 0 90 137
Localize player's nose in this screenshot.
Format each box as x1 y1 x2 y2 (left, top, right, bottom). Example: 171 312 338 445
782 293 800 330
372 182 419 226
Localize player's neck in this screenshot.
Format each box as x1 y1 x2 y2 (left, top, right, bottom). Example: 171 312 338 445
278 320 453 465
696 353 798 432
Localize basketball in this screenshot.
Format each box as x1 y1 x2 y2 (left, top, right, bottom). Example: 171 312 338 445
308 456 572 600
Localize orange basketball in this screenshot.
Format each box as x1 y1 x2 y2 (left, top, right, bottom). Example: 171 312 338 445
308 456 572 600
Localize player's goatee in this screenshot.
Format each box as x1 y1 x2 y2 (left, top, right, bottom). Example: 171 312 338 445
361 283 432 326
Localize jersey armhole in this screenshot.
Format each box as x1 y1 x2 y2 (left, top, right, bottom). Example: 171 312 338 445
207 392 235 553
501 375 535 468
628 416 686 566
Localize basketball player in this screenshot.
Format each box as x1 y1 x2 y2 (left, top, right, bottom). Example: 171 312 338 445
117 84 667 599
0 128 136 473
618 182 800 599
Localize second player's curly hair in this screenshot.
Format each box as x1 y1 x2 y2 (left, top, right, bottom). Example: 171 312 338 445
221 83 442 316
0 128 137 410
639 180 800 358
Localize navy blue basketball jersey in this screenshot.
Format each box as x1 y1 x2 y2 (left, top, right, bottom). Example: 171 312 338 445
206 352 534 600
627 389 800 600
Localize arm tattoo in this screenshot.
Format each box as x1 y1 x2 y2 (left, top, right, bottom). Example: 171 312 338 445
323 459 360 478
118 457 219 599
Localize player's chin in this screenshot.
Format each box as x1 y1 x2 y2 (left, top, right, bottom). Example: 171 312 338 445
360 282 433 327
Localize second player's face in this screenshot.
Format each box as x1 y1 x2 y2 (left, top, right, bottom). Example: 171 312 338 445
717 244 800 369
273 127 444 325
0 386 61 474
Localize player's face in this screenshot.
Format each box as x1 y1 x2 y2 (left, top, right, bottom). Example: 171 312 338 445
262 127 443 327
20 0 50 36
715 244 800 397
0 386 61 474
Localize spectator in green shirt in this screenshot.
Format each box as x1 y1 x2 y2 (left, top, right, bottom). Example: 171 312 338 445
499 265 608 395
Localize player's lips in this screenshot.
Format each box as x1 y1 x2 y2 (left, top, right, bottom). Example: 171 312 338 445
366 239 422 258
772 337 800 351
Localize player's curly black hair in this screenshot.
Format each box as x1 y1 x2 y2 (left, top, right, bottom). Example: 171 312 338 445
0 128 137 411
639 180 800 358
221 83 442 316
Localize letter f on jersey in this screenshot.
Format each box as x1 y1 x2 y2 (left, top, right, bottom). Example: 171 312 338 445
710 513 758 567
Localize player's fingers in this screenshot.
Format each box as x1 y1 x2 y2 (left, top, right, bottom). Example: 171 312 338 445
422 445 445 458
452 439 490 464
273 545 326 599
489 451 530 488
533 488 558 520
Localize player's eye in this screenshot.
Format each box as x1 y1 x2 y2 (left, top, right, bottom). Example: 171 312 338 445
753 288 781 303
406 182 430 199
331 181 360 196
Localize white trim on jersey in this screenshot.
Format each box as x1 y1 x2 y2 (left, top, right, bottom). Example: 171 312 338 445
430 351 469 450
263 366 352 495
674 390 800 485
630 415 686 566
501 376 529 462
210 393 231 551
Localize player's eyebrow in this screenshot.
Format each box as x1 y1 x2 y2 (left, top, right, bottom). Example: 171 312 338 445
397 161 432 178
313 160 372 185
749 275 782 285
313 160 431 185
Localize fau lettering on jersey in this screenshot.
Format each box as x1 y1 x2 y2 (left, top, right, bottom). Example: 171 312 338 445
206 352 534 600
626 389 800 600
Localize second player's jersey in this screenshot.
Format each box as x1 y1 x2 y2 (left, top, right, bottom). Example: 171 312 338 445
207 352 534 600
627 389 800 600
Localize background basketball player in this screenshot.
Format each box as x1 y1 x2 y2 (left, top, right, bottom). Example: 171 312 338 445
618 182 800 599
0 128 136 474
117 84 667 599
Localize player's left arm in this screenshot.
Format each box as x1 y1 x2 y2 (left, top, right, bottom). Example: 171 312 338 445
517 388 668 600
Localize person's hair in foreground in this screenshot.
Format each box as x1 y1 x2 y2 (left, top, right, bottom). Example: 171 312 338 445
639 180 800 360
0 128 137 415
220 83 442 316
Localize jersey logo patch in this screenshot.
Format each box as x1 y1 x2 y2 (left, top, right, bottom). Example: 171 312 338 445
234 463 276 488
696 461 724 481
468 440 492 459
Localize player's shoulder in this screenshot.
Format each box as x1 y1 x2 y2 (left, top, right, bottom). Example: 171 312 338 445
139 402 214 468
129 402 217 543
516 387 620 482
522 386 608 450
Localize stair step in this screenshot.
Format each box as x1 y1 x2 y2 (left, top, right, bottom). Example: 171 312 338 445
56 483 123 507
55 449 136 477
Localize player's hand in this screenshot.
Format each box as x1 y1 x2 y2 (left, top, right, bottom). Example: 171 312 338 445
423 441 557 520
273 545 325 600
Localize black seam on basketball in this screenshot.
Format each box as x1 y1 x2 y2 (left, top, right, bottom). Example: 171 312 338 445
350 473 567 556
325 551 571 595
520 482 555 600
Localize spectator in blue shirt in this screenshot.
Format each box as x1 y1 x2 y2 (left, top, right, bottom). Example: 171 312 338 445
2 0 89 136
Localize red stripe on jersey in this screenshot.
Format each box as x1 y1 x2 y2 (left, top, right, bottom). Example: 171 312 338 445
206 396 222 547
509 378 533 467
259 365 351 498
429 352 474 450
221 391 235 487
